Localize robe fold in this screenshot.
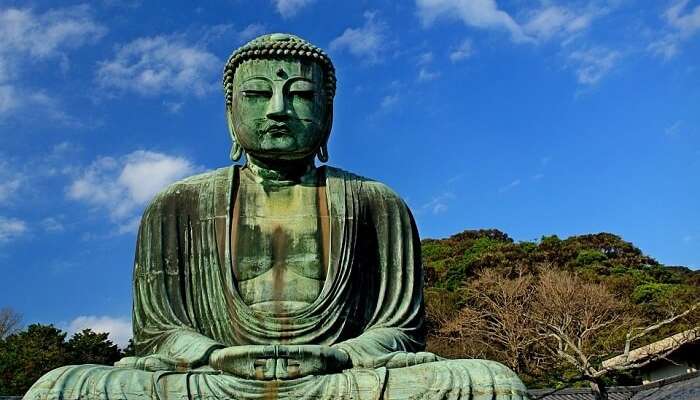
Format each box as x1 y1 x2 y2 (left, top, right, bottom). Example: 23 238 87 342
24 166 527 400
132 165 425 365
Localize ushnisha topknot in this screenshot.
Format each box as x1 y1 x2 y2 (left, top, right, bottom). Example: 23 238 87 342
223 33 337 108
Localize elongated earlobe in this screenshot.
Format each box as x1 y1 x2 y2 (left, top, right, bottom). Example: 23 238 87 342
316 108 333 163
230 142 243 162
226 108 244 162
317 143 329 163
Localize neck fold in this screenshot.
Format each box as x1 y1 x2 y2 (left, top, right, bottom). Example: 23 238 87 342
245 155 316 185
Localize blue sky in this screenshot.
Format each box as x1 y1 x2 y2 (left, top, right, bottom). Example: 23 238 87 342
0 0 699 347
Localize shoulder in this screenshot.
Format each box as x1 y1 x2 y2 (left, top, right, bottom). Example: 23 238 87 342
144 167 231 212
324 165 407 206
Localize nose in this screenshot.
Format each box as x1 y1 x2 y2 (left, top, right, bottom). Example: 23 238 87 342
266 90 291 120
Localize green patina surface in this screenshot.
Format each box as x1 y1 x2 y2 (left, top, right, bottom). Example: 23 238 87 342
23 33 527 399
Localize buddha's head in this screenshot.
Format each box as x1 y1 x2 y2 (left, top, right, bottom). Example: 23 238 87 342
223 33 336 164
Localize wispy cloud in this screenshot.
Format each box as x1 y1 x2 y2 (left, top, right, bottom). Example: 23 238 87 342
649 0 700 60
647 35 679 61
498 179 521 193
41 217 65 233
272 0 315 19
67 151 200 233
330 11 388 64
416 0 531 43
449 38 473 62
665 0 700 37
415 1 617 86
415 50 440 82
67 315 132 348
417 51 434 65
422 192 455 214
380 94 399 109
418 67 440 82
0 216 28 243
522 5 600 42
237 23 266 41
0 162 23 204
665 120 683 136
0 5 105 63
0 5 105 119
567 47 620 85
97 34 219 97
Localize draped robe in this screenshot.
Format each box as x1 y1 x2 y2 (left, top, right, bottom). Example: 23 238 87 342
24 166 527 400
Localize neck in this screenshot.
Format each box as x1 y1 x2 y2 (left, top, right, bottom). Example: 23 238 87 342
245 154 316 184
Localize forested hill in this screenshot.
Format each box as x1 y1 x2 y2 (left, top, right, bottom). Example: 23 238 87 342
422 229 699 305
422 229 700 387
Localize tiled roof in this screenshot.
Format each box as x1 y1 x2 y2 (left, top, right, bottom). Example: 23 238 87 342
528 371 700 400
602 327 700 369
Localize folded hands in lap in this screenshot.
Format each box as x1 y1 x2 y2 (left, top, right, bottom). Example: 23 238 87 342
116 345 350 380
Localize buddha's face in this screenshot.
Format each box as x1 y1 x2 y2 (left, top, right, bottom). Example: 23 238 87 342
230 58 330 161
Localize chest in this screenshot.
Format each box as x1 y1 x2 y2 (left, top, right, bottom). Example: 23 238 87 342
230 176 330 311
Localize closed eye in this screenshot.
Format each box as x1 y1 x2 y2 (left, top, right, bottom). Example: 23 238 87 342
241 90 272 98
290 90 315 100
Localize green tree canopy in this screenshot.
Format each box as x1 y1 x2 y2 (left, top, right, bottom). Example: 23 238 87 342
0 324 128 396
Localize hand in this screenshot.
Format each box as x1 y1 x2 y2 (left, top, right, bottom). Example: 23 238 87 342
114 354 187 372
209 345 350 380
209 345 272 379
279 345 350 379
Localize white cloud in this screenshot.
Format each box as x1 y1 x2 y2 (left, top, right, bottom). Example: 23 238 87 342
0 216 28 242
273 0 315 18
416 0 531 43
523 5 596 41
649 0 700 60
97 35 219 97
67 315 132 348
568 47 620 85
0 5 105 63
0 85 19 115
0 163 22 204
0 85 70 122
67 151 199 232
647 35 679 60
665 0 700 37
450 39 473 62
0 5 105 118
416 1 619 87
418 67 440 82
330 11 388 64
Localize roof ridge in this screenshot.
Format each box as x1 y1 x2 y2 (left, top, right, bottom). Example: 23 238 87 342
527 370 700 397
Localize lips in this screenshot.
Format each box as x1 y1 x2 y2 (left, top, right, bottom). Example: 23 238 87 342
264 124 291 137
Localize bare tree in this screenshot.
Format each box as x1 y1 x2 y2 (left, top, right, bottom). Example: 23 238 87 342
428 267 699 399
531 269 700 399
0 307 22 338
435 269 543 374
